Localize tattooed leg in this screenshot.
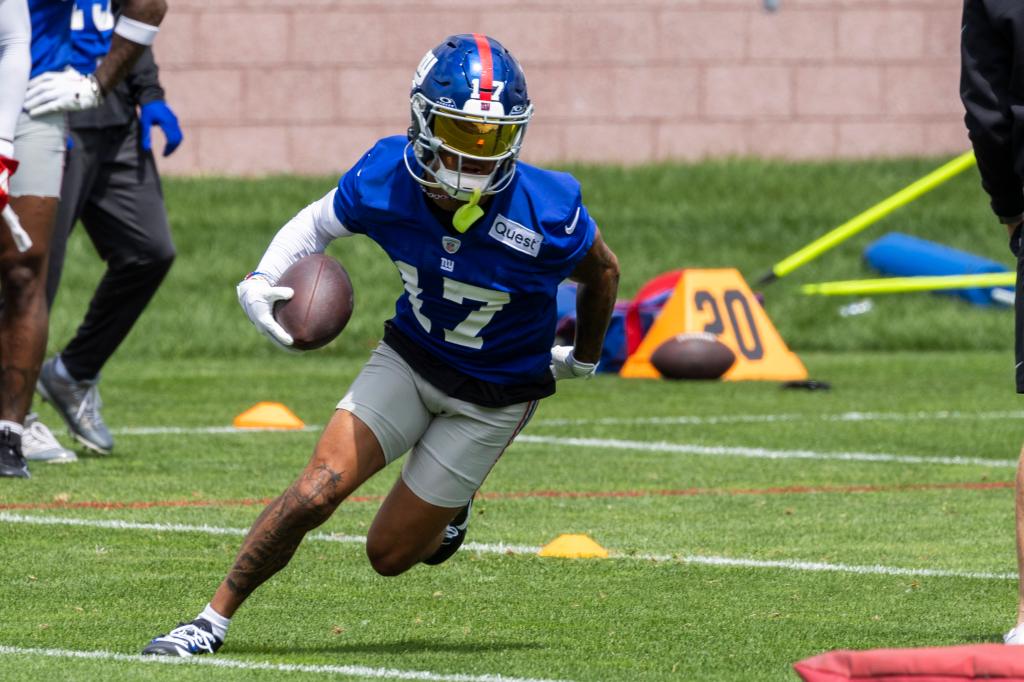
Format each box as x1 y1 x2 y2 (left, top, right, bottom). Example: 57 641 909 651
0 195 57 422
223 463 344 600
210 409 385 618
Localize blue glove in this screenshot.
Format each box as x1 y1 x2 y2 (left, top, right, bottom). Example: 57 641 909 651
140 100 183 157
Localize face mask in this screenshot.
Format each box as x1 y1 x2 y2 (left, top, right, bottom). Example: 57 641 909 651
435 166 491 201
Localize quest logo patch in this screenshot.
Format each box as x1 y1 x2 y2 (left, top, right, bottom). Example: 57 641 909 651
487 214 543 258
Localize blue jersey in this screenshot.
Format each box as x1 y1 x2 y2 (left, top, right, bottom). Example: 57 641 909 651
28 0 74 78
333 136 597 385
70 0 114 75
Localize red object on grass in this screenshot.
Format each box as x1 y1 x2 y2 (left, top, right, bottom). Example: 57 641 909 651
624 269 684 354
794 644 1024 682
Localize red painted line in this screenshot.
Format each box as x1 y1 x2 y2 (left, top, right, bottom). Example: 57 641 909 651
0 481 1010 513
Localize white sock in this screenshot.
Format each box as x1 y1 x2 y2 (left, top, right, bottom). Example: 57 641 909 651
53 356 74 382
198 603 230 640
0 420 24 437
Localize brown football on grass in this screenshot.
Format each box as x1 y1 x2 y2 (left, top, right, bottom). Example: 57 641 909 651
651 332 736 380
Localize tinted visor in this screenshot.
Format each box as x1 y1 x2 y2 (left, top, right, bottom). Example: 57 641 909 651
433 114 520 157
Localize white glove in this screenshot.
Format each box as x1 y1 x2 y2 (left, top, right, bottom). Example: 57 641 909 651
237 276 296 351
1005 626 1024 645
550 345 597 380
24 69 103 117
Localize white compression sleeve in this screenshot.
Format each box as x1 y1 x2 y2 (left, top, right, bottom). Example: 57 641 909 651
255 189 353 282
0 0 30 158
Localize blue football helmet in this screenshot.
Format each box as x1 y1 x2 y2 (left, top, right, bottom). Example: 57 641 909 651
406 34 533 200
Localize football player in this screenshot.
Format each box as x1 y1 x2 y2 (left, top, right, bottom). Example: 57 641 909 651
0 0 167 479
0 1 29 218
27 0 181 462
142 34 620 656
962 0 1024 646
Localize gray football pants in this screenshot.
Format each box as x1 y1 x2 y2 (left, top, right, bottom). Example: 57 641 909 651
48 119 175 381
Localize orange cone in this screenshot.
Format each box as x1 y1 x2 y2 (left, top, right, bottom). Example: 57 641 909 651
538 534 609 559
233 402 305 430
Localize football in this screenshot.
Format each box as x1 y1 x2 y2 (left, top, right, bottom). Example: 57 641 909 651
650 332 736 380
272 254 354 350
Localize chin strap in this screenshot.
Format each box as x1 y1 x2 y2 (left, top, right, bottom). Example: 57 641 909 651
452 187 484 233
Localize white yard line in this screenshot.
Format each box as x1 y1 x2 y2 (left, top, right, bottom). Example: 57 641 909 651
0 512 1013 581
111 410 1024 436
635 554 1015 580
515 435 1017 468
110 422 1015 468
0 645 569 682
532 409 1024 427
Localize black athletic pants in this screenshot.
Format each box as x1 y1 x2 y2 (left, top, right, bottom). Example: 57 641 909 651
48 118 175 382
1012 225 1024 393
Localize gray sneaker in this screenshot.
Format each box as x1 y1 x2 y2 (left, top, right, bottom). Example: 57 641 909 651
23 413 77 463
37 358 113 455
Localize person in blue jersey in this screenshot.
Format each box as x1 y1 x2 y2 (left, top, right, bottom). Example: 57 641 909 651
24 0 181 463
142 34 620 657
0 0 166 479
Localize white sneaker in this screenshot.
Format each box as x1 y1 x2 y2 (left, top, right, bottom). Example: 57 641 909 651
1005 625 1024 645
142 618 223 656
23 414 77 463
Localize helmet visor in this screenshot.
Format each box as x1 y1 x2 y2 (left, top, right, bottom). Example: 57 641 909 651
433 113 520 158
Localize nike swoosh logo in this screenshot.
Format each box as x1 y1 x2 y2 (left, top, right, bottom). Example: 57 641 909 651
566 207 581 235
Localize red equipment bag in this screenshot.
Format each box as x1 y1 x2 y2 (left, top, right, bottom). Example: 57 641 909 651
794 644 1024 682
624 269 684 355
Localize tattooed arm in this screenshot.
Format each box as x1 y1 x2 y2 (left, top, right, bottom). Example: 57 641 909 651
93 0 168 95
569 228 620 365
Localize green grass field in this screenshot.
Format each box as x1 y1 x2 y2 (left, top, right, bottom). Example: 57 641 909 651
3 158 1023 680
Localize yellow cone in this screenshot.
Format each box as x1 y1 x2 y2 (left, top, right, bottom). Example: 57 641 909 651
233 402 305 430
538 534 608 559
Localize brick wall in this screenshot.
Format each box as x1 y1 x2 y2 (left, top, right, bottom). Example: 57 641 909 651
154 0 967 176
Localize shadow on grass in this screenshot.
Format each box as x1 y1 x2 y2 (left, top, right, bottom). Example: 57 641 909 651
227 637 543 656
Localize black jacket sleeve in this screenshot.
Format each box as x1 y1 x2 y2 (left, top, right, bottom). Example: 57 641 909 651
125 47 165 107
960 0 1024 220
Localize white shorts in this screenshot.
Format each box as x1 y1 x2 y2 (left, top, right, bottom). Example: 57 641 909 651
9 111 66 198
338 342 539 508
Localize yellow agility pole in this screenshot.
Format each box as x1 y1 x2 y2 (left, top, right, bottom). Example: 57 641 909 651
801 272 1014 296
755 150 977 286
